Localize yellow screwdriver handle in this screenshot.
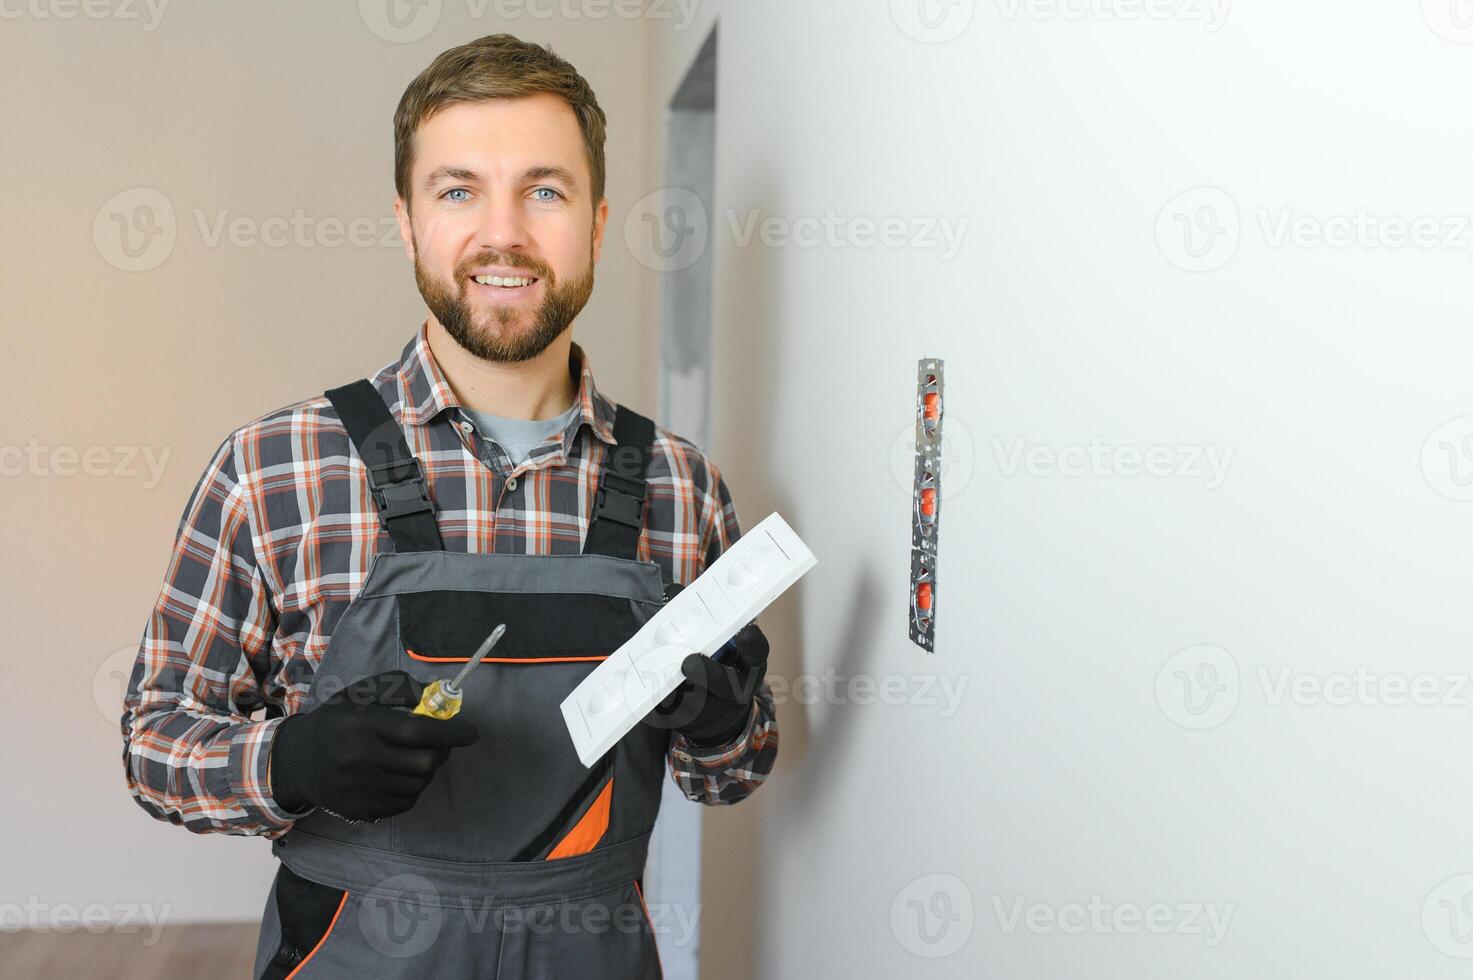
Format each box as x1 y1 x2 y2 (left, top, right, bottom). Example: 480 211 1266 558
410 623 506 720
412 679 463 720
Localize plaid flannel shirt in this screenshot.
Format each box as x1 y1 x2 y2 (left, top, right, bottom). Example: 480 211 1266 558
121 321 778 838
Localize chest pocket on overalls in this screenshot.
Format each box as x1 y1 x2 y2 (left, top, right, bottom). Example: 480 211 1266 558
391 576 663 863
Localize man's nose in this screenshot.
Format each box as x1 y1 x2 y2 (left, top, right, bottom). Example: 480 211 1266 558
476 188 532 254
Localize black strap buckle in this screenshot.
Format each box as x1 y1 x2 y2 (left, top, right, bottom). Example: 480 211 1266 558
593 482 645 529
366 457 434 524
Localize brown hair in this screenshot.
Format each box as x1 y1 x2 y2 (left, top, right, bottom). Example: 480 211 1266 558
393 34 607 213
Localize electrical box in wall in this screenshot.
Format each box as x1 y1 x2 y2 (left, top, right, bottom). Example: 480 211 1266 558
910 358 943 652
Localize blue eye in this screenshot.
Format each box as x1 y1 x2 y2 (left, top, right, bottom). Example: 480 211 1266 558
443 188 470 203
532 187 563 202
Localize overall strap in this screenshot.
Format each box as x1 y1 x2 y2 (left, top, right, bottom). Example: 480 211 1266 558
582 404 655 560
324 379 444 553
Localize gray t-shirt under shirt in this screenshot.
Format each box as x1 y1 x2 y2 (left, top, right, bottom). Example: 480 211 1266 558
459 399 581 467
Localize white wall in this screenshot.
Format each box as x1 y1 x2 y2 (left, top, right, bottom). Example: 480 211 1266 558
646 2 1473 977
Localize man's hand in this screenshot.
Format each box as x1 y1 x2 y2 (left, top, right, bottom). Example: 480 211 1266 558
269 670 479 821
644 582 770 746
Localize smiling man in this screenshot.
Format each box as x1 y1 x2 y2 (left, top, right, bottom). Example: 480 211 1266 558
403 92 600 374
121 34 777 979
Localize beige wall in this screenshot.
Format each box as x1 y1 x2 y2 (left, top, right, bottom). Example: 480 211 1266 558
1 5 653 924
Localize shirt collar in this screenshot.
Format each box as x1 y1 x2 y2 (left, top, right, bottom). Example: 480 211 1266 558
394 319 618 448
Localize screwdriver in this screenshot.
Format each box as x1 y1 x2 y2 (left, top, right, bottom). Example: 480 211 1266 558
412 623 507 719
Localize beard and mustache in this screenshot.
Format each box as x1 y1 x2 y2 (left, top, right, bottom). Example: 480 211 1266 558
412 234 596 364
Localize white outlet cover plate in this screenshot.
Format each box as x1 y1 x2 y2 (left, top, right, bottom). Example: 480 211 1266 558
560 511 816 767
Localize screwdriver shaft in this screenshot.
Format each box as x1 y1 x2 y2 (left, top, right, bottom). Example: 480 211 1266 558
448 623 507 692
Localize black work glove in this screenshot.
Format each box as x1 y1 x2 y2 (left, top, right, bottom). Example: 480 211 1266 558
644 582 770 746
269 669 479 821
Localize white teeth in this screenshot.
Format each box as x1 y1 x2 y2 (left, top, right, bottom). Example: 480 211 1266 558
473 274 536 287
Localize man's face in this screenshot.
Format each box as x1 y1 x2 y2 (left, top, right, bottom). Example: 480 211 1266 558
394 93 608 362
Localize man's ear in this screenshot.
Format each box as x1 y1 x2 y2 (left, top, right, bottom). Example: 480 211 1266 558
393 195 415 263
591 196 609 264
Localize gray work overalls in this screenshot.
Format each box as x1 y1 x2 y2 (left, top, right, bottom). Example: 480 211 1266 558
252 378 670 979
